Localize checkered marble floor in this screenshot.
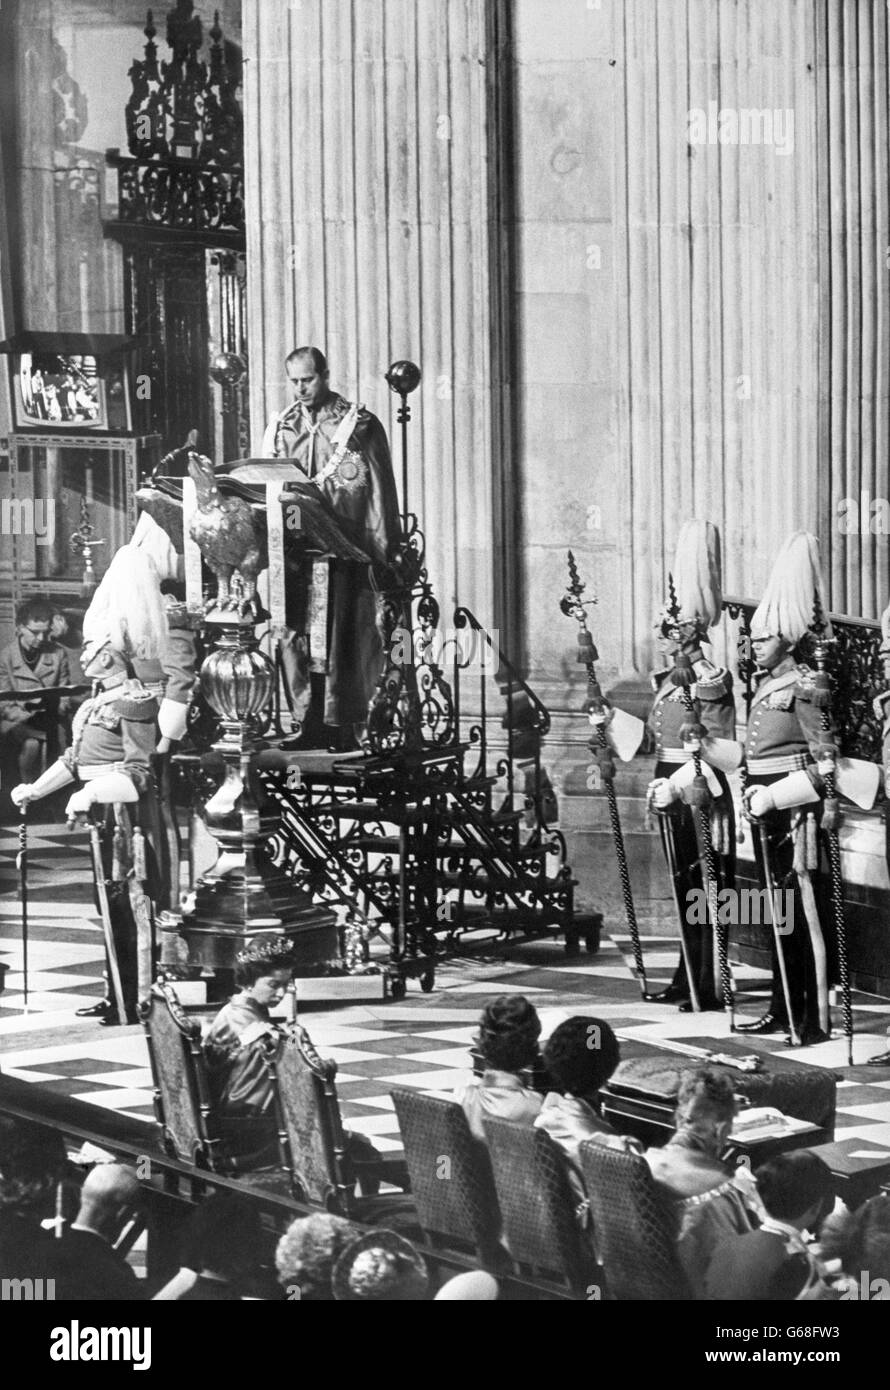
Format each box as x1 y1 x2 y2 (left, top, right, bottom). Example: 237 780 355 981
3 819 890 1154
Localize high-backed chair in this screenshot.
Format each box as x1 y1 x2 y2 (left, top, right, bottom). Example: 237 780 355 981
579 1140 692 1300
482 1116 598 1297
266 1026 413 1223
390 1087 503 1269
140 979 230 1172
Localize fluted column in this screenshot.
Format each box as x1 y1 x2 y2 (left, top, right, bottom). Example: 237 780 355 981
242 0 513 637
817 0 890 619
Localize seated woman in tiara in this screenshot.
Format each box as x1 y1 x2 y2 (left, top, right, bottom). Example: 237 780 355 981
204 937 296 1170
204 936 388 1178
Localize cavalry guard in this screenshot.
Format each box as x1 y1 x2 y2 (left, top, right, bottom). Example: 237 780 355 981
12 544 187 1025
645 520 736 1012
686 532 877 1046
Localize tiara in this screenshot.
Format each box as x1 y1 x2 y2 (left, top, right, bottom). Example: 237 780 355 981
235 936 296 968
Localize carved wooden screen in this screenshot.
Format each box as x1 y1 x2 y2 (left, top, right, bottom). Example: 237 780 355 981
104 4 247 459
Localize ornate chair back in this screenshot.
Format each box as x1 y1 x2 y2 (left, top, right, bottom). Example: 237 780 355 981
264 1025 354 1213
140 979 224 1170
482 1116 597 1296
390 1087 502 1266
579 1140 691 1300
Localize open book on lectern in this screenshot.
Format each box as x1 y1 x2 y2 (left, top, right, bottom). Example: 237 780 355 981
139 458 373 565
215 458 373 564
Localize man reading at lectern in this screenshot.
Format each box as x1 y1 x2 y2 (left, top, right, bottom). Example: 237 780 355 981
261 347 401 748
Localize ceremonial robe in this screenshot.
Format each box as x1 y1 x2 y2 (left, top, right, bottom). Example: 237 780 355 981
262 392 401 728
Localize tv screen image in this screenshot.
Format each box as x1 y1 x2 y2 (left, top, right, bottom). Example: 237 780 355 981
14 351 109 430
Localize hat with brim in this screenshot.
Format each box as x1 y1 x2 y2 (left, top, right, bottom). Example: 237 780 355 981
332 1229 429 1302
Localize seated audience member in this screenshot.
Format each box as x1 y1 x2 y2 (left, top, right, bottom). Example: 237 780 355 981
0 1118 69 1283
154 1194 266 1300
332 1229 429 1301
275 1213 364 1301
204 937 385 1175
819 1194 890 1298
644 1067 737 1204
203 936 296 1168
534 1016 642 1178
55 1163 144 1301
675 1165 764 1299
0 597 73 791
705 1151 838 1301
456 995 544 1142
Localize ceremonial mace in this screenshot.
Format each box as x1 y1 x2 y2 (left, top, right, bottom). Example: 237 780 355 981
665 576 735 1023
385 360 421 519
810 598 854 1065
561 552 647 994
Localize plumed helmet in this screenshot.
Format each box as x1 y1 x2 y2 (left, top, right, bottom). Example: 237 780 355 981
82 545 170 663
750 531 832 644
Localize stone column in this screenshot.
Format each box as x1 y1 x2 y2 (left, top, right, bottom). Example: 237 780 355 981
242 0 514 640
816 0 890 619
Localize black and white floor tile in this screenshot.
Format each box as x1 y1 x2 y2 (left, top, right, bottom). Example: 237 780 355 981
2 820 890 1154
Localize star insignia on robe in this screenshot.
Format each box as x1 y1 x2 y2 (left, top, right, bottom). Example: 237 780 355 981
332 450 368 493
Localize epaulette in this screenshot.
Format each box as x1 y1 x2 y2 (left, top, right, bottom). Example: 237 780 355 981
113 690 160 721
695 667 732 698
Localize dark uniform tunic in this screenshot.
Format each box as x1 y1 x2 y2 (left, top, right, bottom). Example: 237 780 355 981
649 663 736 1006
743 658 832 1037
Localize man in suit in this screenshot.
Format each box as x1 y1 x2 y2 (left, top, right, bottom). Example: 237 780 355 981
705 1150 837 1300
55 1163 144 1300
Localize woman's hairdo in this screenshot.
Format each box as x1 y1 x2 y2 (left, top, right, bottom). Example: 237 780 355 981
476 994 542 1071
675 1066 737 1128
543 1016 620 1095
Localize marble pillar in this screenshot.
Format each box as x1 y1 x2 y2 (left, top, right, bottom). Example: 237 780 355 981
242 0 514 639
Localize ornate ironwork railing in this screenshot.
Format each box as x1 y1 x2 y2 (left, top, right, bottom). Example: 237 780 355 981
723 596 883 762
106 152 245 242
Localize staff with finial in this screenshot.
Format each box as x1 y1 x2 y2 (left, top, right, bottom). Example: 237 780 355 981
663 575 735 1023
809 596 854 1066
561 551 648 994
17 805 29 1008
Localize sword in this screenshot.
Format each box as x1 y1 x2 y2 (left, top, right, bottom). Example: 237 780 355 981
810 600 853 1064
755 818 801 1047
16 806 29 1008
561 552 647 993
665 576 735 1023
654 801 701 1013
86 818 127 1022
